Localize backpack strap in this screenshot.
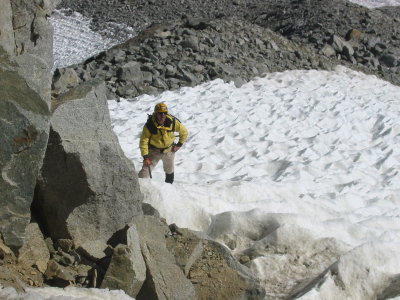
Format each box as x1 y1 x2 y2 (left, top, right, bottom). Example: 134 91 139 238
145 114 158 135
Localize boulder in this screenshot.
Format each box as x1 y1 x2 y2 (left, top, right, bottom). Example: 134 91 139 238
0 0 53 249
101 226 146 297
117 61 144 86
330 35 354 59
379 54 398 68
34 80 143 258
321 44 336 57
132 215 196 300
52 68 81 95
17 223 50 272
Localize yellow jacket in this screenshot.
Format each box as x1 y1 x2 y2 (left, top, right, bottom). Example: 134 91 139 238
139 113 188 157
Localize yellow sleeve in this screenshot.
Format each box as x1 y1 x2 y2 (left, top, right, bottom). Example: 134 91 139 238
139 126 151 157
176 120 188 145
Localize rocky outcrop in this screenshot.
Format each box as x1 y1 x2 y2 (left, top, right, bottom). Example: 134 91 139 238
54 18 337 99
57 0 400 93
0 0 53 249
166 225 266 300
253 0 400 85
33 80 143 258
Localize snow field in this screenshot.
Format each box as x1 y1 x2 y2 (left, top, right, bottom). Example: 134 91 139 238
108 66 400 298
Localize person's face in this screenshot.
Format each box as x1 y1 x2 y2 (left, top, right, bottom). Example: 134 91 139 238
156 112 167 124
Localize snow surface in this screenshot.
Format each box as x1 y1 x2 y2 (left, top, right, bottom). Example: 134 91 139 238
351 0 400 7
2 0 400 299
50 10 135 70
109 66 400 299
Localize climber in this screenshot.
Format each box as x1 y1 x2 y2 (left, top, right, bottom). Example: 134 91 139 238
138 102 188 184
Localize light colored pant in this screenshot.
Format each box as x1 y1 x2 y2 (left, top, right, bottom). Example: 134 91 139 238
138 149 175 178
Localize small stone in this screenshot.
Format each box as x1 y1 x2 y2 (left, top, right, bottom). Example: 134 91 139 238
239 255 250 264
35 260 48 273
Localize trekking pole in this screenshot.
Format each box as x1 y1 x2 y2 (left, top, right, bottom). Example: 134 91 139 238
148 165 152 179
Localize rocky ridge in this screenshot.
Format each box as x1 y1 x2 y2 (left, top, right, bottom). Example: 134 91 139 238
52 17 349 99
53 0 400 99
252 0 400 85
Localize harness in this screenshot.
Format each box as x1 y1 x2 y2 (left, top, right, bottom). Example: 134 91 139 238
145 114 179 153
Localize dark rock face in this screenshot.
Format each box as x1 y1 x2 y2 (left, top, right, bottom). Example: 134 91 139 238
0 0 53 249
34 80 143 256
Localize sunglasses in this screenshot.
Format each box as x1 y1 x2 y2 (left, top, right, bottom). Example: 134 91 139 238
157 112 167 115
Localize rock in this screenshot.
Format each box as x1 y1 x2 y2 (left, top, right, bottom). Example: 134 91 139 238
35 260 48 274
321 44 336 57
52 68 81 95
185 18 210 30
34 80 143 254
166 225 266 300
55 239 74 253
165 64 177 77
116 83 138 98
192 64 205 73
17 223 50 270
330 35 345 53
117 61 143 87
110 49 126 64
345 29 364 42
142 203 161 218
329 35 354 60
45 260 75 283
379 54 398 67
180 36 200 52
178 67 199 85
0 0 53 249
56 252 75 266
132 215 195 300
155 30 172 39
101 226 146 298
0 235 13 259
342 43 355 60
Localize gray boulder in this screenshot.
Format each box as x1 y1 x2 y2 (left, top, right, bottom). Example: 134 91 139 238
101 226 146 297
17 223 50 273
0 0 53 249
52 67 81 95
34 80 143 258
131 215 196 300
117 61 143 86
320 44 336 57
330 35 354 60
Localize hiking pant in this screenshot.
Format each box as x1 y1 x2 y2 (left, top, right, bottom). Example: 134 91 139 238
138 149 175 178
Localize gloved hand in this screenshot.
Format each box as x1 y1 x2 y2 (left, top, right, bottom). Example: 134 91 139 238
172 145 181 152
143 158 152 167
